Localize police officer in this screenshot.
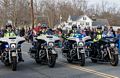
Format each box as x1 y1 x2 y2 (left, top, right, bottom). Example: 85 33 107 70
93 26 102 42
2 24 24 62
69 25 80 37
92 26 102 56
4 24 16 37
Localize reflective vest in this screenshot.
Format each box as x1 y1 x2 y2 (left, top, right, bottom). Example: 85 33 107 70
4 32 16 37
93 31 102 42
70 33 74 37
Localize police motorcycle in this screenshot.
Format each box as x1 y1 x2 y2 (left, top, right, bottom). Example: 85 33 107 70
86 32 119 66
29 34 60 68
62 33 90 66
0 36 25 71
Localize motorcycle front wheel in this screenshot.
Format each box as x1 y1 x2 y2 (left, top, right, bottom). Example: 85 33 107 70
67 58 73 63
110 54 119 66
67 53 73 63
48 55 56 68
109 47 119 66
35 59 41 64
91 58 97 63
35 50 42 64
79 53 85 66
12 57 17 71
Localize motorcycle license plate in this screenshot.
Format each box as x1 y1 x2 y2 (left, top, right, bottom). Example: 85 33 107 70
12 52 16 56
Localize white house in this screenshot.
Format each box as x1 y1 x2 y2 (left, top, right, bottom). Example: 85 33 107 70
67 15 93 29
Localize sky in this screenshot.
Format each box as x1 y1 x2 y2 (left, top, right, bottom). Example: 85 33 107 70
35 0 120 7
87 0 120 7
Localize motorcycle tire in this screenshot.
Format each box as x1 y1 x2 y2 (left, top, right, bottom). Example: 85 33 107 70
67 58 73 63
80 53 85 66
35 59 41 64
48 55 56 68
12 57 17 71
35 50 41 64
110 54 119 66
91 58 97 63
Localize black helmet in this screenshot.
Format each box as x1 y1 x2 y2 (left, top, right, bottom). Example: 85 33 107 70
6 24 12 29
72 25 77 30
97 26 102 29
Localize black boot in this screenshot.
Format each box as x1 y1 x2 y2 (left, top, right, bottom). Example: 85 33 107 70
18 53 24 62
0 50 3 60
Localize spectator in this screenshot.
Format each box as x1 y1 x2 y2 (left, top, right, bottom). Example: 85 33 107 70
20 27 25 37
90 28 96 39
15 28 20 36
109 27 116 37
85 27 91 36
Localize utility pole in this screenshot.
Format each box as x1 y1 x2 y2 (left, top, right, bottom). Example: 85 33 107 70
31 0 34 29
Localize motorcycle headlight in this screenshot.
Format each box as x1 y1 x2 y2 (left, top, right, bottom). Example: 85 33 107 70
10 44 16 48
48 42 54 47
78 42 84 47
5 45 9 48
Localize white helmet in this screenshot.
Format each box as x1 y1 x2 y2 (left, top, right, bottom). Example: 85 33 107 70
6 20 12 26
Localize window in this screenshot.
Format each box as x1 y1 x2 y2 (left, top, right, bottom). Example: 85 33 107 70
86 22 89 26
80 22 84 25
68 22 72 25
83 17 86 20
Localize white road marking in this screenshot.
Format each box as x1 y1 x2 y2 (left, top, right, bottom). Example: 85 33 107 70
59 62 119 78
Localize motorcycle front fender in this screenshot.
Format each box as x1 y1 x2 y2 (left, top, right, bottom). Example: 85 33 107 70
111 47 119 54
51 50 57 54
47 49 58 58
77 48 85 59
11 51 18 63
12 52 17 57
79 48 85 53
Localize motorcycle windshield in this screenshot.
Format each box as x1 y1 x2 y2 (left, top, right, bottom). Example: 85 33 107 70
102 33 115 38
73 34 85 39
102 36 118 43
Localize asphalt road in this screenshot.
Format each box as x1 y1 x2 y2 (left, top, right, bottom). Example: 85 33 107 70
0 42 120 78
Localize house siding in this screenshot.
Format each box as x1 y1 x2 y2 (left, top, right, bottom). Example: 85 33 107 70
67 15 93 29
